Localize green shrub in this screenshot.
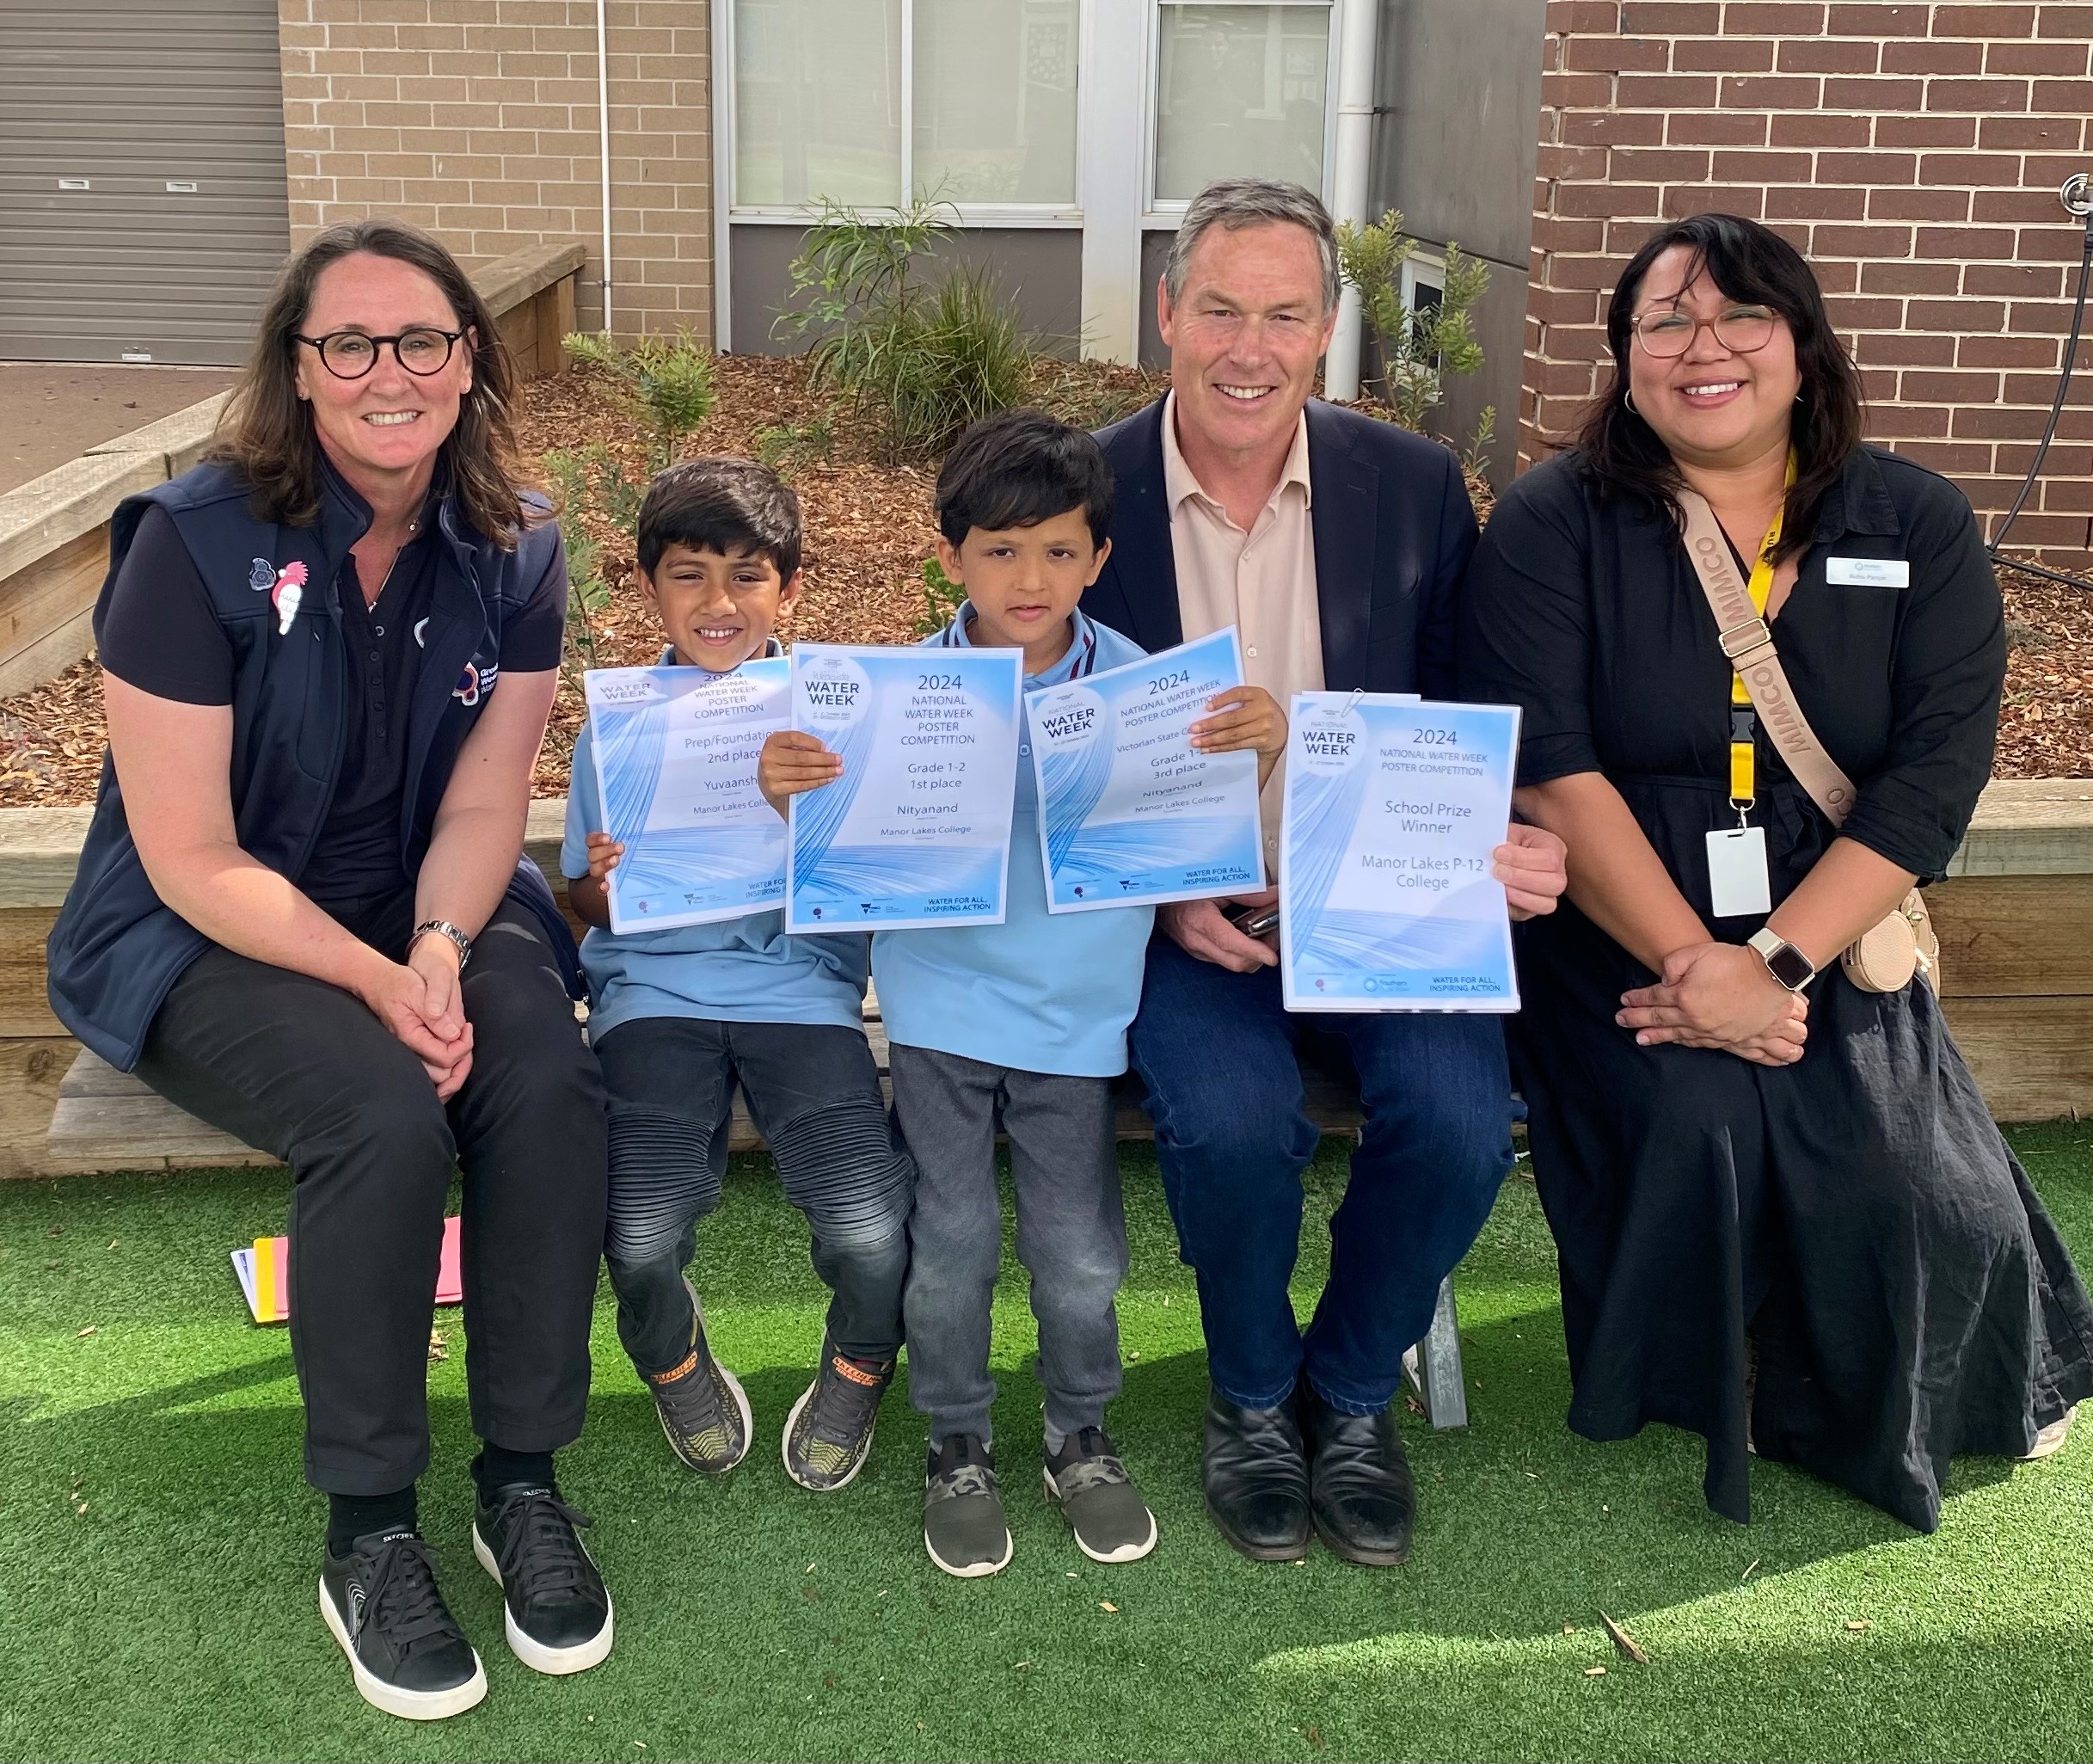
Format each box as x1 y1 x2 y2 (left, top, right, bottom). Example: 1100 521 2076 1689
543 444 629 680
915 553 967 636
1334 208 1489 441
752 411 837 477
563 328 717 470
775 196 1034 462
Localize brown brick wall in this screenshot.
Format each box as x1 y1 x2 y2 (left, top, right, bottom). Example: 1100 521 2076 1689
1525 1 2093 566
276 0 712 342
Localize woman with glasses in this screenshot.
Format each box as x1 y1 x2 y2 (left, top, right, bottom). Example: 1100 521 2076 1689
1457 212 2090 1531
47 219 613 1716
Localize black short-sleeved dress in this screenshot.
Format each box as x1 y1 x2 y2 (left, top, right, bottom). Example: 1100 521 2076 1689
1458 444 2093 1532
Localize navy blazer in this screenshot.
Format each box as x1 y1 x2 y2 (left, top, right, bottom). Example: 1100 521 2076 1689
1083 396 1479 698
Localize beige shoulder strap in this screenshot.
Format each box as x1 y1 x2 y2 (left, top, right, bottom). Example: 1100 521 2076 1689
1674 487 1857 827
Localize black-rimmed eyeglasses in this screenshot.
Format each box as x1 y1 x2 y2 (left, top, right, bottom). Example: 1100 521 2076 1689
294 327 464 378
1630 305 1778 359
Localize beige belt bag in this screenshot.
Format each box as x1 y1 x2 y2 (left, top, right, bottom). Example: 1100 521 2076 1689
1675 489 1939 994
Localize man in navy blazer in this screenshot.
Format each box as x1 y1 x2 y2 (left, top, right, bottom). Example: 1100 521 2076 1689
1083 180 1567 1567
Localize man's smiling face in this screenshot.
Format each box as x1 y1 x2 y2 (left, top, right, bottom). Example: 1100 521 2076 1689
1159 219 1335 464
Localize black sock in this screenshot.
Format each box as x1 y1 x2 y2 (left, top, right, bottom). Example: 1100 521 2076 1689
327 1485 418 1553
474 1444 556 1502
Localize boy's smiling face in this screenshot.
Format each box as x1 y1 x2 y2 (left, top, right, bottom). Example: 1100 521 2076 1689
641 541 801 672
936 507 1110 671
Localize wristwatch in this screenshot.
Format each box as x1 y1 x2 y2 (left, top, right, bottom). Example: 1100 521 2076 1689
1747 927 1816 993
413 919 474 969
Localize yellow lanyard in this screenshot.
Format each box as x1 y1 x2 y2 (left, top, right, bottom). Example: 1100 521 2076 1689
1728 457 1796 816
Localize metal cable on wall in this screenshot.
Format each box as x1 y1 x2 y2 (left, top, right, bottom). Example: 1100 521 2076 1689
1987 173 2093 593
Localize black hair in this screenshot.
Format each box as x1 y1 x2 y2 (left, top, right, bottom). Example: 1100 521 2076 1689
636 456 802 580
935 408 1114 550
1574 212 1864 565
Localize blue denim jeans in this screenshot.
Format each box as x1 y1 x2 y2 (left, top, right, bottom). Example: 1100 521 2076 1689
1130 935 1514 1415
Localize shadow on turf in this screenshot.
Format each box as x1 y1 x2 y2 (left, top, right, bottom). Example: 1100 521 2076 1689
9 1300 2028 1658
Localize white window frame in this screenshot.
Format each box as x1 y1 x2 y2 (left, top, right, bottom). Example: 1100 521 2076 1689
1141 0 1341 226
714 0 1085 229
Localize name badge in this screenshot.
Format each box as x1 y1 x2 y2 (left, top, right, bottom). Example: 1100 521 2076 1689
1825 556 1909 588
1706 826 1771 919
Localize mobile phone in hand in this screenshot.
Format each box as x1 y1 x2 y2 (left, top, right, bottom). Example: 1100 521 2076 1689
1224 901 1280 939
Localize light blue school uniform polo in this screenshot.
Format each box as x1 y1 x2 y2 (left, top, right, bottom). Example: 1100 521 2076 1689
872 605 1155 1079
562 644 869 1042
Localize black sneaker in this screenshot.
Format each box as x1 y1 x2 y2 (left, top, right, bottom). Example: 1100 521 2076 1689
647 1277 752 1474
783 1340 893 1491
320 1527 487 1721
471 1485 614 1675
1044 1428 1158 1564
924 1435 1013 1578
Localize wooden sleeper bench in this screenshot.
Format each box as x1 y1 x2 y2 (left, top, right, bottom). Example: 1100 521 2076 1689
48 1003 1470 1428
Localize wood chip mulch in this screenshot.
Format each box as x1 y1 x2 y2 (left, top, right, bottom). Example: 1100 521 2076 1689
2 350 2085 808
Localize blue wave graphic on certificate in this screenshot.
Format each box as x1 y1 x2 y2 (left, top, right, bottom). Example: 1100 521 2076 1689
583 659 790 933
787 644 1023 932
1028 630 1265 913
1280 693 1521 1012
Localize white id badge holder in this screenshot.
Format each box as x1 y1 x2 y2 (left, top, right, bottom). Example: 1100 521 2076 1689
1706 825 1772 919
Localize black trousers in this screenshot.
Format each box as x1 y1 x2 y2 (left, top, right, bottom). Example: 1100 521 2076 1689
137 894 609 1497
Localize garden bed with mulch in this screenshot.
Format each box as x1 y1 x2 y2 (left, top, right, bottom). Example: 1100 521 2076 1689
0 351 2086 808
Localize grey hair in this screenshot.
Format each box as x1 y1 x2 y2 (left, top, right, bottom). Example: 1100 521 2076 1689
1163 179 1341 316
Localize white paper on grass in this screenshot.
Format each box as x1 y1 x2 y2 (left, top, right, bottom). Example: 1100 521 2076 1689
583 659 792 935
784 642 1024 934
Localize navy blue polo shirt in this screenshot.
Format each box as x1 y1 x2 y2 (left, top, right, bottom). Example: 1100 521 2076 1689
99 502 565 904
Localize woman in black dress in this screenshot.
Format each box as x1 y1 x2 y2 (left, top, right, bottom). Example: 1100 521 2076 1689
1458 212 2091 1532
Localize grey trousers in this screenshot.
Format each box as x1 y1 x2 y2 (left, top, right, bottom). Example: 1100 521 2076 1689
891 1044 1128 1448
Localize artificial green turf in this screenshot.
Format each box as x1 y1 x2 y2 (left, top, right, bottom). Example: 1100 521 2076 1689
2 1124 2089 1764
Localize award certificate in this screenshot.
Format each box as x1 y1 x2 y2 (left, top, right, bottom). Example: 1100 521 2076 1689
1280 692 1522 1013
583 658 791 935
1026 628 1265 913
785 642 1023 933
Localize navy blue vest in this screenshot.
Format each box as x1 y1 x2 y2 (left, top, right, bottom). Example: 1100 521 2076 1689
46 459 581 1070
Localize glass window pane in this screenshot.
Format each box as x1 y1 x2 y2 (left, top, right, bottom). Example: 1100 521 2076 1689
1153 3 1329 204
912 0 1078 205
734 0 902 207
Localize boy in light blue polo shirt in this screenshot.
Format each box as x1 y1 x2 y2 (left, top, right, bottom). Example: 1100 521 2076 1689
564 458 914 1498
761 411 1286 1577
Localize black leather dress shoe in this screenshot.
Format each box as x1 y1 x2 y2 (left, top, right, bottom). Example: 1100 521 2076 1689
1299 1384 1415 1566
1202 1386 1311 1561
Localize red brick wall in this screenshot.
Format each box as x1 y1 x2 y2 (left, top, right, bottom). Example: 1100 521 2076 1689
1524 2 2093 568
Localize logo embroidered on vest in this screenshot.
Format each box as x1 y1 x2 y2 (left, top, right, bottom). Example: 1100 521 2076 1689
268 562 309 636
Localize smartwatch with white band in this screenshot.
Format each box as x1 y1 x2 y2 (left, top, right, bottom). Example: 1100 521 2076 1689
1747 927 1816 993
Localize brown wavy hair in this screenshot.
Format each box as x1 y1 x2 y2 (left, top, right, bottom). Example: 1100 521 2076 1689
207 218 533 547
1573 212 1864 565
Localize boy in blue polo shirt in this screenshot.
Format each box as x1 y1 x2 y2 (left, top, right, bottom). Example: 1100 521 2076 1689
565 458 914 1497
761 410 1286 1576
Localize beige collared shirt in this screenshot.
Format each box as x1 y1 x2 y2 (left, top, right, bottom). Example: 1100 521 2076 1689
1161 390 1323 872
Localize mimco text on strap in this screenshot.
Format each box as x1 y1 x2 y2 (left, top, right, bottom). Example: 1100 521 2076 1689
1675 489 1855 827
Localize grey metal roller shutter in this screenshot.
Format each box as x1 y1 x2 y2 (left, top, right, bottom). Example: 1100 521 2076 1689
0 0 292 366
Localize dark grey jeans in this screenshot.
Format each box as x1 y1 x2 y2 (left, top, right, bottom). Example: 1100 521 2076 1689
891 1045 1127 1449
593 1015 914 1374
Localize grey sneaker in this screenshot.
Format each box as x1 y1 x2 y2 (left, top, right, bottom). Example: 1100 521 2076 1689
924 1435 1013 1578
783 1340 893 1490
645 1277 752 1474
1044 1427 1157 1564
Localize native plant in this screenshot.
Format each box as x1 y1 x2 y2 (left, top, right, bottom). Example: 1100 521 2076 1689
563 327 717 470
752 411 838 477
775 195 1034 462
543 443 633 680
915 553 967 636
1334 208 1491 441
